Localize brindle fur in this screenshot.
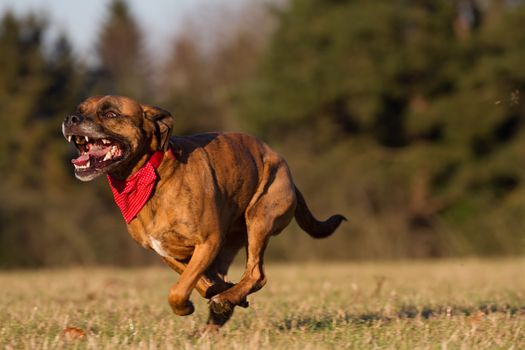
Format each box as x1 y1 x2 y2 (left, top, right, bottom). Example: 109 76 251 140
65 96 346 330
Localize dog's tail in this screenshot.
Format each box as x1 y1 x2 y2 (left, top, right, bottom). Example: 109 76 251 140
294 186 347 239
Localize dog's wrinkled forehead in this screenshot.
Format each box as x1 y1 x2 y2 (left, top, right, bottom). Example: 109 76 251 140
76 95 143 121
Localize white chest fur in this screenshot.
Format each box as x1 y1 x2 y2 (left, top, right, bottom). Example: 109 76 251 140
149 237 169 258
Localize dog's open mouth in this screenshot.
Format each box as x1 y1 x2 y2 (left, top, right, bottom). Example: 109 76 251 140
67 134 126 174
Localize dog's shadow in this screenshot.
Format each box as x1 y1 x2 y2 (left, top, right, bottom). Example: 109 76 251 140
275 303 525 331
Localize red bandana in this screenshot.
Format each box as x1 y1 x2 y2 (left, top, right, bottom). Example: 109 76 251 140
107 151 165 223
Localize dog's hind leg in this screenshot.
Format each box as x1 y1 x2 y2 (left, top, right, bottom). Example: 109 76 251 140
209 158 296 318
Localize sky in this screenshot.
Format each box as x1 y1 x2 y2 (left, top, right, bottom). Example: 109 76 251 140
0 0 245 63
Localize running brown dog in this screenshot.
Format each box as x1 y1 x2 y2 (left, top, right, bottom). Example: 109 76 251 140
62 95 346 329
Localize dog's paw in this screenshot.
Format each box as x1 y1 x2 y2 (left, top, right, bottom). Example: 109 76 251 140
208 297 235 326
170 299 195 316
209 296 234 316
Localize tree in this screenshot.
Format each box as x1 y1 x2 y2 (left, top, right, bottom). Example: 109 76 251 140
239 1 459 144
159 2 273 134
93 0 151 99
235 0 525 257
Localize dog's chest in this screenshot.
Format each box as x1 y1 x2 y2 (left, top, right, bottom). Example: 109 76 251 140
126 204 200 260
147 233 195 259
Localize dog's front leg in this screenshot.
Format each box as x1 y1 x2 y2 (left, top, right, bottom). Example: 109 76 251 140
161 256 209 297
167 238 220 316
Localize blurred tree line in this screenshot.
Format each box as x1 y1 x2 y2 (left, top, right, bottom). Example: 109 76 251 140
0 0 524 267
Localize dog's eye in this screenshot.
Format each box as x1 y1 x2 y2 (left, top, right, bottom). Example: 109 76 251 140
103 111 118 118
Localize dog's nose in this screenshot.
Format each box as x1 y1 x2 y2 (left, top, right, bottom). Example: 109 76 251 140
64 114 84 126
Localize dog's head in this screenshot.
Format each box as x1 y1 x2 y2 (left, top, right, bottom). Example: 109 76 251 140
62 95 173 181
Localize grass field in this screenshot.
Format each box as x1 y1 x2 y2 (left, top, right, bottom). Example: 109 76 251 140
1 259 524 349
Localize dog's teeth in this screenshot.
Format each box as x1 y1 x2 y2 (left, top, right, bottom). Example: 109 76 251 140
74 162 91 169
86 160 90 168
85 136 89 142
67 135 72 143
103 152 112 161
102 139 110 145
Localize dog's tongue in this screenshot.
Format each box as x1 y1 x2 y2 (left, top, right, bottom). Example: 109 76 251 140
72 154 89 165
71 144 112 165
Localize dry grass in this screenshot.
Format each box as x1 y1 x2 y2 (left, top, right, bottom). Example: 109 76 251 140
1 259 524 349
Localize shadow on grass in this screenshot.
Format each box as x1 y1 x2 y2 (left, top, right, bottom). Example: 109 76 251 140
276 303 525 331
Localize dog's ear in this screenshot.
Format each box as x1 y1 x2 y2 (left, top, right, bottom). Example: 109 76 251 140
143 104 174 151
